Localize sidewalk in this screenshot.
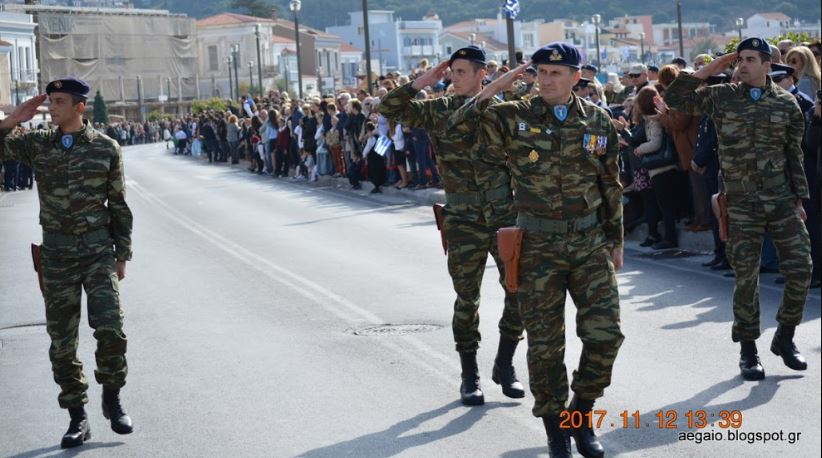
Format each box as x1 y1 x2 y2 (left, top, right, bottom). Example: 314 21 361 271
303 172 716 255
191 151 715 255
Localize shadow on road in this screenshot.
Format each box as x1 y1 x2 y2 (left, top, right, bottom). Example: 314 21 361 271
9 441 124 458
296 400 518 457
597 374 803 455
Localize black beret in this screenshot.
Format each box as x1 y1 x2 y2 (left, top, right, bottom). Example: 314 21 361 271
532 42 581 69
449 45 486 67
768 63 795 77
574 78 592 89
46 77 90 99
581 64 598 73
737 37 771 55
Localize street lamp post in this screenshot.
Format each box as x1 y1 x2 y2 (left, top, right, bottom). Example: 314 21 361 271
289 0 303 99
676 0 684 58
226 56 234 100
469 33 476 45
361 0 373 93
248 61 254 93
254 24 264 98
736 18 744 41
640 32 645 63
591 14 601 68
231 44 240 100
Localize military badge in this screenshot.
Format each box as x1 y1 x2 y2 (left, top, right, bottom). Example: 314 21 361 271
750 88 762 101
528 150 539 162
549 49 562 61
61 134 74 149
54 81 63 89
530 127 541 133
751 39 760 47
459 50 467 56
553 105 569 122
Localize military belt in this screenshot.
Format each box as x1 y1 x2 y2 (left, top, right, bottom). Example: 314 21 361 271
723 176 786 193
516 212 599 234
43 227 111 247
445 184 512 205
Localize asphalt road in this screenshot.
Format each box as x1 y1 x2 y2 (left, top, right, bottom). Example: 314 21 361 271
1 142 819 457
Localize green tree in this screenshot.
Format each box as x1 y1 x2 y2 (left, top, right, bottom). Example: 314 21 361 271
230 0 273 18
92 90 109 124
191 97 228 113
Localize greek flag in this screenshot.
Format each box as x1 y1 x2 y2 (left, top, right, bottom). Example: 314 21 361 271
503 0 520 19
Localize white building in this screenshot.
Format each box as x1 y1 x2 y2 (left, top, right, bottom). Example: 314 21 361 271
327 10 441 73
439 31 509 65
444 11 541 60
196 13 278 99
741 13 821 39
653 22 715 49
0 11 38 104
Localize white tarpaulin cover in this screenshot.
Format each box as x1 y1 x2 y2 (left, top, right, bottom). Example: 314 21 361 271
38 12 197 101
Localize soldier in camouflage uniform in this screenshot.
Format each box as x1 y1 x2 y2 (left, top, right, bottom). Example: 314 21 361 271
0 78 134 448
450 43 624 458
380 46 525 406
665 38 812 381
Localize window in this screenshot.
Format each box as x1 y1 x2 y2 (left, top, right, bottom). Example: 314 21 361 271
446 46 452 54
208 46 219 71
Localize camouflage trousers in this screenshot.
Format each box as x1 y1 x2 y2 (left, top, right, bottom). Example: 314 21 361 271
444 209 523 353
42 246 128 409
517 228 623 418
726 196 812 342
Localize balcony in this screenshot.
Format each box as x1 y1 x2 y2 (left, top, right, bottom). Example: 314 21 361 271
402 45 435 56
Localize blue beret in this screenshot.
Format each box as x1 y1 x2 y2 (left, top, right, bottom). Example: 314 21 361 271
449 45 486 67
532 42 581 69
46 77 90 99
737 37 771 55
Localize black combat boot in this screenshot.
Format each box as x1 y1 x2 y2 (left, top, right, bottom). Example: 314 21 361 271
61 406 91 448
543 414 572 458
568 394 605 458
458 352 484 406
770 324 807 371
739 341 765 381
491 338 526 398
102 387 133 434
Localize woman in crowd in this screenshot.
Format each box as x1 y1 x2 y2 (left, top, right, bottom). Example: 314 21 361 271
655 64 707 232
614 86 679 250
226 115 240 164
785 46 821 101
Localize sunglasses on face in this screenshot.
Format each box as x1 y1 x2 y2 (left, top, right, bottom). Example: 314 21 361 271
628 73 641 78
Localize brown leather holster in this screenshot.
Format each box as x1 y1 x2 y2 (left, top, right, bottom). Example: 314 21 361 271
31 243 45 296
711 192 729 242
433 203 448 255
497 227 524 293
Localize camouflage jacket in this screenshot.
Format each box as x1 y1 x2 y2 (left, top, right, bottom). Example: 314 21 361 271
665 73 809 201
1 120 133 260
449 94 624 248
379 82 513 224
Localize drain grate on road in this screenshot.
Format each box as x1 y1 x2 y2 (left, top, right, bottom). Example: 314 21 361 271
354 324 443 336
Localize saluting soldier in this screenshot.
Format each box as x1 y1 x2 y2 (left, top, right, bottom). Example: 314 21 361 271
0 78 134 448
379 46 526 406
665 38 812 381
450 42 624 458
